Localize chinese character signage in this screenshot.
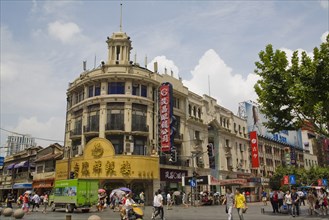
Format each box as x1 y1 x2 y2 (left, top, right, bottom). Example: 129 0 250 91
160 168 188 182
159 83 173 152
250 131 259 168
290 147 296 165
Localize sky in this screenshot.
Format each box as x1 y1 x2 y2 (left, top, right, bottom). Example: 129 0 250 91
1 0 328 153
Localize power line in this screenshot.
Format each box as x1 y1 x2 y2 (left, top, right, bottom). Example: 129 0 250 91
0 128 64 143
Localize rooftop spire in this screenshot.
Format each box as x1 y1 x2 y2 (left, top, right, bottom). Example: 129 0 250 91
120 2 123 31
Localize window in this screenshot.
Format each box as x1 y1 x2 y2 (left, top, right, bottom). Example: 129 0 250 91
77 90 84 102
108 82 125 94
107 135 123 154
132 104 147 131
88 86 94 97
194 130 200 140
132 83 147 98
188 105 192 116
133 138 146 155
141 85 147 97
95 84 101 96
198 108 201 118
173 97 180 109
86 105 99 132
106 103 124 130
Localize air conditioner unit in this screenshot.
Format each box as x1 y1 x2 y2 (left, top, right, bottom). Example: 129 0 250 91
77 145 83 155
125 143 134 154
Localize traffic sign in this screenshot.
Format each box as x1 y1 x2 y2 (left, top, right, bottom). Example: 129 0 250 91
323 179 328 186
190 179 196 187
0 156 4 166
289 175 296 185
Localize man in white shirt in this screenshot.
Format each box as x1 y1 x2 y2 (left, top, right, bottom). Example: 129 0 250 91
167 192 172 210
152 189 164 220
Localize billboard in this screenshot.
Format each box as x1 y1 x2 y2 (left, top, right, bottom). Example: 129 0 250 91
159 83 172 152
250 131 259 168
243 101 303 149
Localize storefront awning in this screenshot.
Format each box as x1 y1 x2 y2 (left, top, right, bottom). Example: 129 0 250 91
13 183 32 189
7 163 16 170
14 161 28 169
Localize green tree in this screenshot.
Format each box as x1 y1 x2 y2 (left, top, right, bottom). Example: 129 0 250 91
254 35 329 136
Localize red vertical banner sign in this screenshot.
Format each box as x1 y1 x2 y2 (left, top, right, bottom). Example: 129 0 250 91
250 131 259 168
318 179 323 186
159 84 171 152
283 175 289 185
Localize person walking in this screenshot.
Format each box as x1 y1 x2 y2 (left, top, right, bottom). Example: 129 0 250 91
261 190 267 206
272 190 279 213
222 188 234 220
42 193 48 214
291 188 300 217
284 190 293 215
139 191 145 209
166 191 172 210
278 190 284 212
234 188 247 220
152 189 164 220
22 193 30 213
6 193 13 208
307 189 316 215
31 193 40 212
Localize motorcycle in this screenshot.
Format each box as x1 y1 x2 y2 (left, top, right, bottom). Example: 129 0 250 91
120 204 144 220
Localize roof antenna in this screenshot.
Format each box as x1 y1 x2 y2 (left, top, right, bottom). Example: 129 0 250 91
120 2 123 32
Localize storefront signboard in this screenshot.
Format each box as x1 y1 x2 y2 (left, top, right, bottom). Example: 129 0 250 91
160 168 187 182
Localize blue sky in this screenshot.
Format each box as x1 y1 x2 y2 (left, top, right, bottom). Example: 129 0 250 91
1 0 328 152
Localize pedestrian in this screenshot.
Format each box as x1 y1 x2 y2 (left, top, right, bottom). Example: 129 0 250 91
291 187 300 217
182 191 188 208
278 189 284 212
139 191 145 208
31 193 40 212
272 190 279 213
261 190 267 206
297 189 305 206
307 189 315 215
42 193 48 214
284 190 293 215
222 188 234 220
6 193 13 208
152 189 164 220
234 188 247 220
22 193 30 213
166 191 172 210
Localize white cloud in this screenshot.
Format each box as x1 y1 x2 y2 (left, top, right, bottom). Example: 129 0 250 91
321 31 329 42
320 0 329 9
182 49 259 112
48 21 81 43
147 56 180 78
13 116 65 147
280 48 314 67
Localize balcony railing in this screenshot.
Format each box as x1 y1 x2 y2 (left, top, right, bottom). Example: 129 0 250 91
84 124 99 132
132 124 149 132
71 129 82 136
106 123 124 131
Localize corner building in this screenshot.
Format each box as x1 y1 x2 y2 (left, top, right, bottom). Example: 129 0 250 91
58 28 251 204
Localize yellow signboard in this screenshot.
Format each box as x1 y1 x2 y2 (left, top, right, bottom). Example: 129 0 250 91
55 138 159 180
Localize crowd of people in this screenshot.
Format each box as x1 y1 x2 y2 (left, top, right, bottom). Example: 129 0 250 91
5 191 49 214
265 187 328 217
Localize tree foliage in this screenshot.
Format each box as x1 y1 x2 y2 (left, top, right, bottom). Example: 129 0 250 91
254 35 329 136
269 165 329 190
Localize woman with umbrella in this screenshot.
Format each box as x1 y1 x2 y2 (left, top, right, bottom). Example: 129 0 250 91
97 189 107 212
22 191 31 213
